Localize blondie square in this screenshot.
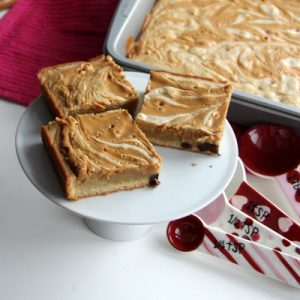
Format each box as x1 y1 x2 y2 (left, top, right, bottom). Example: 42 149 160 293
38 55 138 118
136 71 232 155
41 109 161 200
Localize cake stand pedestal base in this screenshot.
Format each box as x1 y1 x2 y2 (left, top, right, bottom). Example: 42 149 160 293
83 218 153 241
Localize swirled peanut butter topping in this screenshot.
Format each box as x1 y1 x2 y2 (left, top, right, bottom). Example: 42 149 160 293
59 110 161 180
39 55 138 116
136 71 232 139
127 0 300 107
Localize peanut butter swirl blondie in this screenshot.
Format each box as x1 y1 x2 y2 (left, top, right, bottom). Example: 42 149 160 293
136 71 232 155
41 109 161 200
38 55 138 118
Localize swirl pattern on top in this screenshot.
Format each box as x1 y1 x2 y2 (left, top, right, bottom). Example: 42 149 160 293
38 56 138 116
59 110 161 181
138 87 226 133
127 0 300 107
136 71 232 144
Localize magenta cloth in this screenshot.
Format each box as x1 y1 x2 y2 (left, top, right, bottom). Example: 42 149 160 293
0 0 119 105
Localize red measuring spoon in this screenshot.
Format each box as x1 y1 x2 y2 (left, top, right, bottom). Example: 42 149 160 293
239 124 300 217
239 123 299 176
167 215 300 287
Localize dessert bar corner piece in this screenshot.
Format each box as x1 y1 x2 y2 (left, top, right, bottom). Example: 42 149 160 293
38 55 138 118
136 71 232 155
41 109 161 200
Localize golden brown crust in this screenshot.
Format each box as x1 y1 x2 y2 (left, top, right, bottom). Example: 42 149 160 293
126 36 136 58
41 124 74 200
40 86 65 119
136 123 220 154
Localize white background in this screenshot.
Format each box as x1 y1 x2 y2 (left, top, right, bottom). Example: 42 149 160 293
1 8 300 300
2 86 300 300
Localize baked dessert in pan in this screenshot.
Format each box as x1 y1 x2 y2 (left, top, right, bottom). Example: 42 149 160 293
127 0 300 108
38 55 139 118
136 71 232 155
41 109 162 200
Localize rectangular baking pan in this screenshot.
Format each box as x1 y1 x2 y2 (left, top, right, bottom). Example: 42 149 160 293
105 0 300 132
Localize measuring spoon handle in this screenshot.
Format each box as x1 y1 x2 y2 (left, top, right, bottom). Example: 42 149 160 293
195 193 299 256
200 224 300 288
275 167 300 218
229 181 300 243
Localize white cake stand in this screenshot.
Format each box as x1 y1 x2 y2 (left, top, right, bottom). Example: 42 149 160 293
15 72 238 241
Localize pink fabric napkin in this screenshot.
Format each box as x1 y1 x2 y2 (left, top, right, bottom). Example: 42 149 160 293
0 0 119 105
